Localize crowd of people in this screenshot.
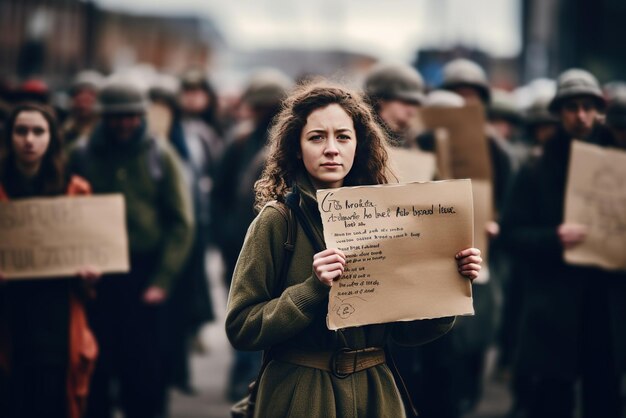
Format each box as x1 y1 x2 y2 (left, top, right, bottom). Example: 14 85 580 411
0 56 624 418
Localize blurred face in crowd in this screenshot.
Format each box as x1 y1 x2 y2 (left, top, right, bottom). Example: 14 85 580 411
490 118 514 140
452 86 484 106
559 96 598 139
12 110 51 173
104 113 143 142
532 123 558 145
299 103 357 189
180 87 210 114
72 87 98 118
378 99 419 134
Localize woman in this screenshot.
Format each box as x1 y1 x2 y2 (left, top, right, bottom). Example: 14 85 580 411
0 103 99 418
225 82 482 417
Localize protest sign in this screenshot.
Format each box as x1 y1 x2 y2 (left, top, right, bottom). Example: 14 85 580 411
386 146 437 183
0 194 129 279
419 105 491 180
317 180 475 330
564 141 626 270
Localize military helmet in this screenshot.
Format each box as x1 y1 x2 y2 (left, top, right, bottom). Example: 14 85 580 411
548 68 605 113
241 68 292 108
364 63 425 105
525 94 558 126
423 90 465 108
98 80 147 115
441 58 490 104
70 70 104 95
489 89 522 123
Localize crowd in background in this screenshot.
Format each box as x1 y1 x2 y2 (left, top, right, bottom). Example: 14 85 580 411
0 56 625 418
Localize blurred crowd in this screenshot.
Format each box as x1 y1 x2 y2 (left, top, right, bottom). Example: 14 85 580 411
0 56 625 418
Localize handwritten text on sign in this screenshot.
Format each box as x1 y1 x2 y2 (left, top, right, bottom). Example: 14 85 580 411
0 194 129 280
317 180 475 330
565 141 626 270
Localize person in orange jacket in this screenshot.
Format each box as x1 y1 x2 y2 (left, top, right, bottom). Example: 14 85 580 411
0 103 99 418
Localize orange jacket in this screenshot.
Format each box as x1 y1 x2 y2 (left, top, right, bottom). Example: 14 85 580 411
0 175 98 418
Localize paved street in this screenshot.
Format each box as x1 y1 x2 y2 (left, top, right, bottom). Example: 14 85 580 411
169 250 512 418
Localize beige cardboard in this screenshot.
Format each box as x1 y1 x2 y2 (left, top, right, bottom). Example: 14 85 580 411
564 141 626 270
434 128 454 180
386 146 437 183
317 180 475 330
419 105 492 180
471 180 493 283
0 194 130 280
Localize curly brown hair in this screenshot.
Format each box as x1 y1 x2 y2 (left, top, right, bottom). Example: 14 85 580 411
0 103 66 196
254 80 391 211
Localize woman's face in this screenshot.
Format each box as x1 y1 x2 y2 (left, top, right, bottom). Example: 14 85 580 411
12 110 51 169
299 103 357 189
180 88 210 114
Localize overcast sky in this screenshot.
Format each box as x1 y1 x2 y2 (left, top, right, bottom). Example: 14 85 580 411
94 0 521 62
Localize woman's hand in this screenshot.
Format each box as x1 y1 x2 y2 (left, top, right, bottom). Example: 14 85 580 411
558 223 588 249
143 286 167 305
313 248 346 287
77 265 102 283
456 248 482 281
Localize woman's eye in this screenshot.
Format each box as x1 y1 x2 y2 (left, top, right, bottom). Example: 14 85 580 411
338 134 351 141
33 128 45 135
14 126 28 136
310 135 323 141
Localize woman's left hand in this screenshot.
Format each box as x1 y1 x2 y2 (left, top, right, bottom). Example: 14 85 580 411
455 248 482 281
77 265 102 283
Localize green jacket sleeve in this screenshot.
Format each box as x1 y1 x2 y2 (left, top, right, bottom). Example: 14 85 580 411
151 146 195 291
225 206 330 351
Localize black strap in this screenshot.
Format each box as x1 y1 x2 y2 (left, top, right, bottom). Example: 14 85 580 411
285 191 324 254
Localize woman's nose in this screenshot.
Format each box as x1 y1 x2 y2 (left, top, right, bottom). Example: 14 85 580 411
324 138 339 155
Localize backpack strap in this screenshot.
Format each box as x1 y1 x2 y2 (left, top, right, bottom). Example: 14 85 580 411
265 200 296 297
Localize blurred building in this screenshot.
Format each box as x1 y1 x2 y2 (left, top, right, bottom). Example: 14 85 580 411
522 0 626 82
0 0 223 86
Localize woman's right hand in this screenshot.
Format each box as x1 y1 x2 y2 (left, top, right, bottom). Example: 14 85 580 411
313 248 346 287
558 223 588 249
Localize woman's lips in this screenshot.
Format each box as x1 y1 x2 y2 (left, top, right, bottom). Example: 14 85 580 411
321 162 341 167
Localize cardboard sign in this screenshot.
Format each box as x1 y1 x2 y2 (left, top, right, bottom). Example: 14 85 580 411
317 180 475 330
564 141 626 270
0 194 130 280
419 105 492 180
386 146 437 183
471 180 493 283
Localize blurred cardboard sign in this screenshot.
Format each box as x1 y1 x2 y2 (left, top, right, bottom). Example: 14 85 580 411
564 141 626 270
317 180 474 330
471 180 493 283
419 105 492 180
386 146 437 183
0 195 129 280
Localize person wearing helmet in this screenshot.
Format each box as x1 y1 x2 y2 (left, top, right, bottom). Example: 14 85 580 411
364 62 425 146
441 58 491 106
499 69 625 418
62 70 104 150
69 80 194 418
210 68 293 401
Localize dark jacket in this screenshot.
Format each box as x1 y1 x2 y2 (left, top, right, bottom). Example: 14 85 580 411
499 125 626 378
0 176 98 418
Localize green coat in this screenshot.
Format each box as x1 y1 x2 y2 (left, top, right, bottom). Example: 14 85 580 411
69 124 194 292
226 174 455 418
